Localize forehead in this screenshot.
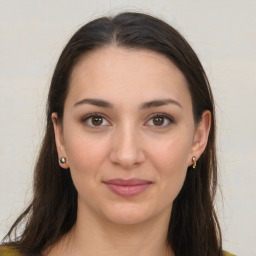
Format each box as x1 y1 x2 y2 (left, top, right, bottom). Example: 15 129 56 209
67 46 191 108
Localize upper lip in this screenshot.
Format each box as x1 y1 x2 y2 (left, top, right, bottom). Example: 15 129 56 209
103 178 152 186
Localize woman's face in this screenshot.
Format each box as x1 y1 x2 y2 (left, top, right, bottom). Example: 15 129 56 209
53 46 210 225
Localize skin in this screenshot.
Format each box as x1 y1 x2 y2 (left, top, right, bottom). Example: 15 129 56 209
50 46 211 256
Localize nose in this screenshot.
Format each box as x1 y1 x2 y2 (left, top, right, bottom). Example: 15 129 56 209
109 124 146 170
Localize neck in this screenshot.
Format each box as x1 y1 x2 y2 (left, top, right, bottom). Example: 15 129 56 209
46 203 174 256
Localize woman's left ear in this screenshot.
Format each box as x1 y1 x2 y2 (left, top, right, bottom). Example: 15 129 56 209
189 110 211 165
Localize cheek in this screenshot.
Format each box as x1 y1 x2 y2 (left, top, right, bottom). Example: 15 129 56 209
147 132 192 199
63 132 111 204
64 130 110 180
149 132 192 172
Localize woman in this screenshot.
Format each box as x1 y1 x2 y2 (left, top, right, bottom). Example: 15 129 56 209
1 12 235 256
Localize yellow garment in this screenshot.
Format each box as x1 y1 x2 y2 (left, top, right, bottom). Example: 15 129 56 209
0 246 235 256
0 246 22 256
224 251 236 256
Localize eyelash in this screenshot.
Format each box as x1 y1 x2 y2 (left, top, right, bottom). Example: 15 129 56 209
81 112 174 128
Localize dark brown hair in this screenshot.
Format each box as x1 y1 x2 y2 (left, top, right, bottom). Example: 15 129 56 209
3 12 222 256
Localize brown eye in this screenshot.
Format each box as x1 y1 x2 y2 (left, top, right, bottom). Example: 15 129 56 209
92 116 103 126
153 116 164 126
146 114 174 128
82 113 111 128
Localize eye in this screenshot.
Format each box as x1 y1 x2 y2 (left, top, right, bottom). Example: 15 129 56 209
82 113 111 127
146 114 174 127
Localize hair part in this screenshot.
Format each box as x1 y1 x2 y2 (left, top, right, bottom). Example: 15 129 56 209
3 12 222 256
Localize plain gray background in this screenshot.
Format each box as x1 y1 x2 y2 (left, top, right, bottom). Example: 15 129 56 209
0 1 256 255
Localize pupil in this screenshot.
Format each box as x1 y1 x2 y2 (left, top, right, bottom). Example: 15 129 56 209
92 116 103 126
153 117 164 126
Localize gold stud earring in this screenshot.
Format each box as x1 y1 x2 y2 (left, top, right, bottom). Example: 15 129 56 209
192 156 196 169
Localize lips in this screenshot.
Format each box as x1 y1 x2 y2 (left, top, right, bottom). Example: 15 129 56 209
103 178 152 197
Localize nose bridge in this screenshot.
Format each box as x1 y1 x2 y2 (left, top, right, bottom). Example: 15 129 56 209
109 121 145 169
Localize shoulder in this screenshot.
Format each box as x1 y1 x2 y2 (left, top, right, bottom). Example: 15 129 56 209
224 251 236 256
0 246 23 256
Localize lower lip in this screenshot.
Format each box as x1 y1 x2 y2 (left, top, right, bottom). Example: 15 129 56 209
104 183 152 197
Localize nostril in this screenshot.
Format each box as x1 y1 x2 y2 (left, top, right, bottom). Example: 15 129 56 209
109 147 145 170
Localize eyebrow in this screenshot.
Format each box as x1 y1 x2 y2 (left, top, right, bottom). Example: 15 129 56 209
140 99 182 109
73 98 182 109
74 98 113 108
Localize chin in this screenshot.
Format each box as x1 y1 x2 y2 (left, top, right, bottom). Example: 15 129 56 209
102 203 154 225
108 214 150 226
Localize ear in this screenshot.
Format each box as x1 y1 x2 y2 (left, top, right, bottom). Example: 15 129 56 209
188 110 211 167
51 112 69 169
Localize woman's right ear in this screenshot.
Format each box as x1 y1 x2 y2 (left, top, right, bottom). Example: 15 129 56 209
51 113 69 168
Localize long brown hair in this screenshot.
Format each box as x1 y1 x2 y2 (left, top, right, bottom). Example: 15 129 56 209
3 12 222 256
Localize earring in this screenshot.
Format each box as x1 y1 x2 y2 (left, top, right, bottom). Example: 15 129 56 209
192 156 196 169
60 157 66 164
